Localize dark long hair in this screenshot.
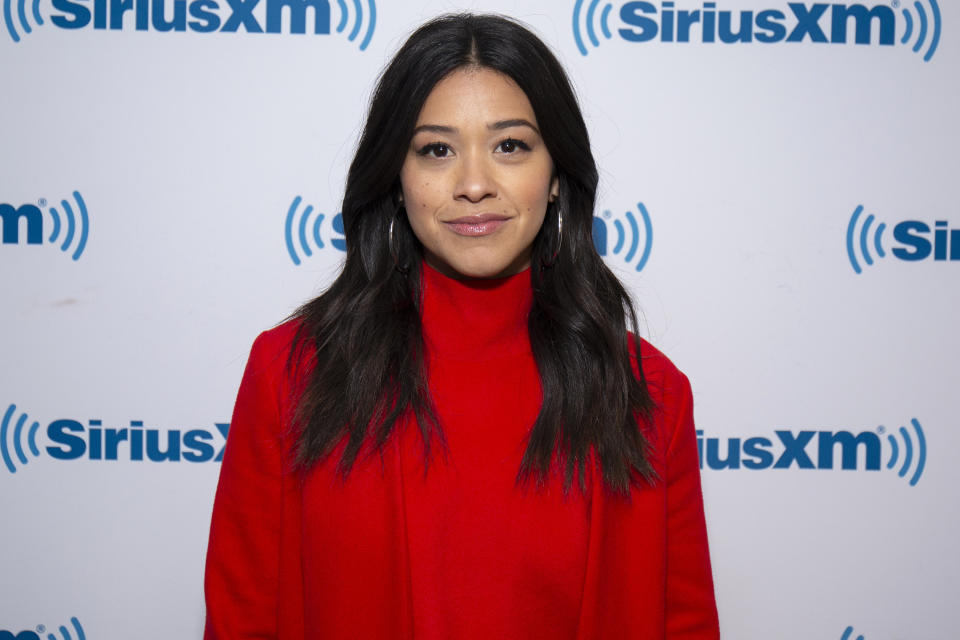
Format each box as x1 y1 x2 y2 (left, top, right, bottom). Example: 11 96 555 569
290 13 655 497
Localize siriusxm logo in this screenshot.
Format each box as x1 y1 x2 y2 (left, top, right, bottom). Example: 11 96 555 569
2 0 375 47
284 195 346 265
592 201 653 272
698 418 927 486
573 0 941 62
0 191 89 261
0 616 85 640
1 403 228 473
846 204 958 274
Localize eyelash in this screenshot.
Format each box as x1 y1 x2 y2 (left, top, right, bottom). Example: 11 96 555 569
496 138 531 154
416 143 451 158
415 138 532 158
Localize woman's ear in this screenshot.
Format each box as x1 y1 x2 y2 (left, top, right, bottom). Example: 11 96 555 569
549 176 559 202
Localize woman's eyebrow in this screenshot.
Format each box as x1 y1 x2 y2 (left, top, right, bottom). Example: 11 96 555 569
488 119 540 134
413 124 456 135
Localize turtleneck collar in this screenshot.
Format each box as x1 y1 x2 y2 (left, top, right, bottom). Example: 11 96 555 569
419 260 534 361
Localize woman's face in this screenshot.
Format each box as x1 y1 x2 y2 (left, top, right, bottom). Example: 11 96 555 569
399 67 558 279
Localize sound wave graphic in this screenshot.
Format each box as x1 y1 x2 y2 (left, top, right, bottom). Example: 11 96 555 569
840 626 865 640
46 191 90 261
592 202 653 272
845 205 886 274
284 196 345 266
1 0 42 43
334 0 376 51
900 0 941 62
42 617 86 640
0 403 41 474
573 0 614 55
883 418 927 487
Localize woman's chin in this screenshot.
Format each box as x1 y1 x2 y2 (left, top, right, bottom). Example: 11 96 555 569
426 252 531 281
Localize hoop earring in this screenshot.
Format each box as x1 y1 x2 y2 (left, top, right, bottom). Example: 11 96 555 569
389 204 409 274
541 202 563 268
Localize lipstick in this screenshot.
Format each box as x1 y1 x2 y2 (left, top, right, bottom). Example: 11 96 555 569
444 214 511 237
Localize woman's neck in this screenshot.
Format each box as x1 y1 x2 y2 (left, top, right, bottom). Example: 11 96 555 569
419 260 534 361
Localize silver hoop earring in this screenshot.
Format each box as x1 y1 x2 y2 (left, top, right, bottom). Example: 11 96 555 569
389 216 396 259
388 204 409 274
542 202 563 268
555 205 563 257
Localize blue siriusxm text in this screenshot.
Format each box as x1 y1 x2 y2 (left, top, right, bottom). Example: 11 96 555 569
2 404 228 472
50 0 329 33
574 1 941 61
47 419 229 462
618 2 899 44
3 0 375 48
697 419 927 486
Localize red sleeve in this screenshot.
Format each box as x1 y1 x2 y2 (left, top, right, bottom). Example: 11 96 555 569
664 371 720 638
204 328 304 639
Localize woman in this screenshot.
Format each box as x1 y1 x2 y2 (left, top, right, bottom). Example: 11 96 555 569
205 13 719 639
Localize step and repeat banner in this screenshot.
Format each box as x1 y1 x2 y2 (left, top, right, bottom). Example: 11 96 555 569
1 0 956 637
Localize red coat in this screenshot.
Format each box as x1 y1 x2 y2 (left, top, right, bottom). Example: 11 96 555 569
205 264 719 638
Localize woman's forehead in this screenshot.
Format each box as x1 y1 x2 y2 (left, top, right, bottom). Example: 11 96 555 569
414 68 538 129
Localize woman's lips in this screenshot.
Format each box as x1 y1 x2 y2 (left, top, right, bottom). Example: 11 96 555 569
444 214 511 237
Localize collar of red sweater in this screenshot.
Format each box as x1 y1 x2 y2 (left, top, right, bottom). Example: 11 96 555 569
420 260 534 361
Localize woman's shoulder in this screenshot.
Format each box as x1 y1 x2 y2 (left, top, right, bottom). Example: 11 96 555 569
242 317 306 379
630 334 689 386
253 317 302 352
629 334 693 416
232 318 312 424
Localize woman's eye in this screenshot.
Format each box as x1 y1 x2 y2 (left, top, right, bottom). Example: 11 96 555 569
417 143 451 158
496 138 531 154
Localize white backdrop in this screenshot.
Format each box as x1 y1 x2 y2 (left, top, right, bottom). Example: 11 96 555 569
1 1 957 638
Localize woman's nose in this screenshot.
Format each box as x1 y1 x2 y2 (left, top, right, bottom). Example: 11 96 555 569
453 152 497 203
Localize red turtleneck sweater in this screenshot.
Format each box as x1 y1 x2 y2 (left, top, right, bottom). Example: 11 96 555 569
204 264 719 639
